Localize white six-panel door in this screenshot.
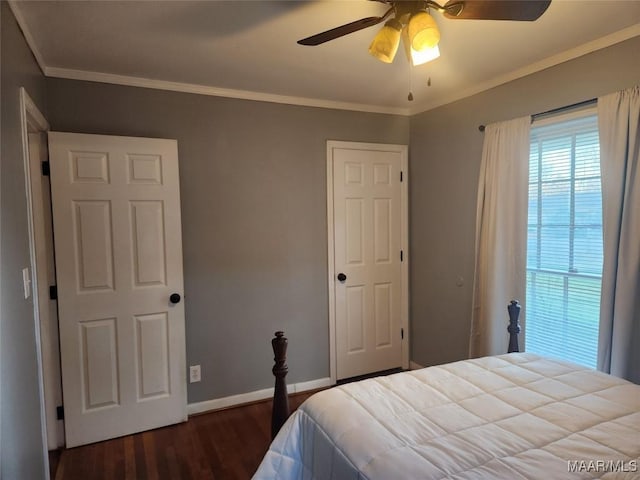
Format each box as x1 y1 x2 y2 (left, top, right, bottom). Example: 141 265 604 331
329 141 408 380
48 132 186 447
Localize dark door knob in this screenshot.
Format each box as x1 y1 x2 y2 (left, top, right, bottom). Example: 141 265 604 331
337 273 347 282
169 293 181 304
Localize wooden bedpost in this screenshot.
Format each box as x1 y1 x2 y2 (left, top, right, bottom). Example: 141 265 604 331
507 300 521 353
271 331 290 439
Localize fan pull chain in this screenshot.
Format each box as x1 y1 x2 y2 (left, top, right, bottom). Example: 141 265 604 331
408 63 414 102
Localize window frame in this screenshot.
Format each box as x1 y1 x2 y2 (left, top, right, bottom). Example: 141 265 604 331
524 105 602 368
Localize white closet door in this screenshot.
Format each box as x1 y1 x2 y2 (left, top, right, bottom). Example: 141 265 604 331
332 143 404 379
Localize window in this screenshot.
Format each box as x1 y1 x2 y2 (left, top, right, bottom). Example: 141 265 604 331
526 110 602 368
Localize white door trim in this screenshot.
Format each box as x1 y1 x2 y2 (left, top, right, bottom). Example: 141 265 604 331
326 140 409 384
19 87 52 479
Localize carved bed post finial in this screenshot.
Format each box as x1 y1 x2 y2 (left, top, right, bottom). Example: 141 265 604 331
271 331 290 439
507 300 521 353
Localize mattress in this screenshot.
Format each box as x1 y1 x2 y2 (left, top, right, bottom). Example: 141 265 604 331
253 353 639 479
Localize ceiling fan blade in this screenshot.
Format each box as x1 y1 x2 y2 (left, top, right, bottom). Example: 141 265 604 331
444 0 551 21
297 15 388 46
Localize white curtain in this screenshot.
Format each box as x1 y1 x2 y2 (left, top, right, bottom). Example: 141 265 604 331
470 116 531 358
597 86 640 383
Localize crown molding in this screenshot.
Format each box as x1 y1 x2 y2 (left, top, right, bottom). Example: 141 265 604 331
8 0 47 74
408 23 640 115
43 67 411 116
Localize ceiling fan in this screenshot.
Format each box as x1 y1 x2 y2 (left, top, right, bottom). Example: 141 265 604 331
297 1 551 66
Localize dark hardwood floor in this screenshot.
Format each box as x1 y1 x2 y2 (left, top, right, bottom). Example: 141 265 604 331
51 392 314 480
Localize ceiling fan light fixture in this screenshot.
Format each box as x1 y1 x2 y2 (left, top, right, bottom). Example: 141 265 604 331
408 11 440 51
401 28 440 67
411 44 440 66
368 18 402 64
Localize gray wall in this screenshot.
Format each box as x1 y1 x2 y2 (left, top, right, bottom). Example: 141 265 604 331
4 4 639 465
45 79 410 402
0 2 48 478
409 36 640 368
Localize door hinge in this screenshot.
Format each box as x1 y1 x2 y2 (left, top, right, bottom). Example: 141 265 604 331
56 405 64 420
401 328 404 340
49 285 58 300
41 161 50 176
400 171 403 182
400 250 404 262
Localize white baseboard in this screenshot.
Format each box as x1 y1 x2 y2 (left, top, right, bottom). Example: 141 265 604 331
410 361 425 370
293 377 333 393
187 377 333 416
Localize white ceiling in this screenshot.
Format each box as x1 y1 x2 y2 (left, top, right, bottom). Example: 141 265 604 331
10 0 640 115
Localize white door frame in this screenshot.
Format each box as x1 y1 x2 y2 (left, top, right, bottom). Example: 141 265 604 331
19 87 52 479
326 140 409 384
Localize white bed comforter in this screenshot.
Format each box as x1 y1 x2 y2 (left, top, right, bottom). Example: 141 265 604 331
254 353 639 479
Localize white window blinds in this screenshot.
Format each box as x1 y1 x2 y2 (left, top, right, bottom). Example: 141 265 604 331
526 111 602 368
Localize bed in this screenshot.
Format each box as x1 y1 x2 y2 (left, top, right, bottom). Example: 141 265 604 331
254 306 640 479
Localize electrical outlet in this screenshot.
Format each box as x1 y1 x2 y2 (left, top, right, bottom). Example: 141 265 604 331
189 365 201 383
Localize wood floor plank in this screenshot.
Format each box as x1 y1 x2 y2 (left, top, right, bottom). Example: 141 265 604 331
134 432 149 479
124 435 137 480
142 430 160 480
165 445 182 479
51 391 316 480
103 437 120 480
92 441 104 479
53 450 66 480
